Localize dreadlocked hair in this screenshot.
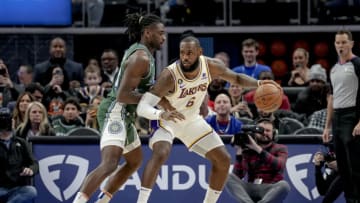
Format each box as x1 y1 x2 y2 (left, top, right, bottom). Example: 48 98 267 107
124 13 162 44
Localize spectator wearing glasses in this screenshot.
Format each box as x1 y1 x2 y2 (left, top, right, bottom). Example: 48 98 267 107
294 64 330 117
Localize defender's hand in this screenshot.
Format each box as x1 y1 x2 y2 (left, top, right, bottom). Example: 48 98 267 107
160 110 185 123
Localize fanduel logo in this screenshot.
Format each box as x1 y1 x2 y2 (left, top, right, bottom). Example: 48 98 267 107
39 155 89 202
286 153 319 200
113 165 210 191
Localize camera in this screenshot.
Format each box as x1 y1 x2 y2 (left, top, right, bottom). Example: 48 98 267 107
0 107 12 132
233 125 264 148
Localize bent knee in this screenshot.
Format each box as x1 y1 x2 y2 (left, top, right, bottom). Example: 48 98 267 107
23 186 37 199
127 156 143 170
152 149 171 163
276 180 291 193
99 160 119 175
152 143 171 163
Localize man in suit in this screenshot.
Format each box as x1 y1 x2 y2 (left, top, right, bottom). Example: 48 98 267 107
33 37 84 86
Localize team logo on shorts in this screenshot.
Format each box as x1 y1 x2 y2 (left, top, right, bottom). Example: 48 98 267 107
108 121 123 134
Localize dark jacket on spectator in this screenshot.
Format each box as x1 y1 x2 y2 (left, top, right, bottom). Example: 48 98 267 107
0 86 20 108
15 123 56 139
0 136 38 188
294 86 329 117
315 164 343 202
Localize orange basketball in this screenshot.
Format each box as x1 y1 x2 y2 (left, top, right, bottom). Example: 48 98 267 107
254 84 283 113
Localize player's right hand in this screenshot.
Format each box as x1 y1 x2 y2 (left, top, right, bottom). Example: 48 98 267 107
259 80 282 90
160 110 185 123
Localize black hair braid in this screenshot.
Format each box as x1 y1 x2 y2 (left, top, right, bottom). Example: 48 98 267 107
124 13 162 44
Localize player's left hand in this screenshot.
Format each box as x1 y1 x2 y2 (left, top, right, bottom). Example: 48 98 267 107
160 110 185 123
158 97 175 111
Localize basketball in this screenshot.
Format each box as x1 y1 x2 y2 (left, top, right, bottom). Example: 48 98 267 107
254 83 283 113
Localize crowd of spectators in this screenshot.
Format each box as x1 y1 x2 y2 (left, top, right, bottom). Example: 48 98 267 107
0 36 331 138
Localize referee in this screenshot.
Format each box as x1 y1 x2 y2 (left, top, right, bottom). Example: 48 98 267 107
323 29 360 203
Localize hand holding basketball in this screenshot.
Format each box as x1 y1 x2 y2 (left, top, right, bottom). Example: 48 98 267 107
254 81 283 113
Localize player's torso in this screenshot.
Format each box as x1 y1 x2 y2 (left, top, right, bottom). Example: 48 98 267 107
109 43 155 113
165 55 211 120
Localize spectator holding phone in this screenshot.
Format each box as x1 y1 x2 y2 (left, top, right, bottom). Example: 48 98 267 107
0 59 18 107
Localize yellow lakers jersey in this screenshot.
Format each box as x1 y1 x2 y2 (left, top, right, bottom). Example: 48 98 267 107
165 55 212 120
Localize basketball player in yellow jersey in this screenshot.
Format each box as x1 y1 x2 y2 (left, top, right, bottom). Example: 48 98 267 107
136 36 280 203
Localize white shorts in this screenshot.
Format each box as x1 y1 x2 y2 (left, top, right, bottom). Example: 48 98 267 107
149 116 224 157
100 102 140 154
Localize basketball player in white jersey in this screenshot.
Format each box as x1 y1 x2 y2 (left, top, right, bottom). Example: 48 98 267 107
136 36 280 203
